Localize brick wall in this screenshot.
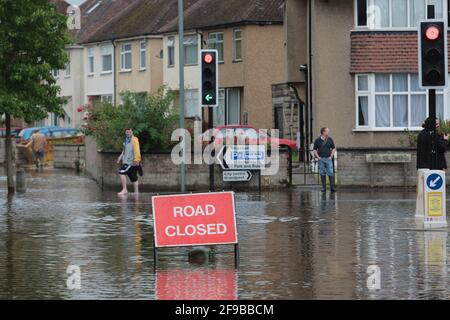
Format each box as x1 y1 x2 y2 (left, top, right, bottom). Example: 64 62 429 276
54 145 85 169
85 137 290 191
336 148 450 187
351 31 450 74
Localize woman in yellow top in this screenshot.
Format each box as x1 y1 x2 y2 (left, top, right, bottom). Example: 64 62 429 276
117 128 142 195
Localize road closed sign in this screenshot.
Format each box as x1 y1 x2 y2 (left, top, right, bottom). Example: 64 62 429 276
152 192 238 247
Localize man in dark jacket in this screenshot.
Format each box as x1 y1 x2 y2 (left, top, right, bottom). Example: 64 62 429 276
417 117 449 170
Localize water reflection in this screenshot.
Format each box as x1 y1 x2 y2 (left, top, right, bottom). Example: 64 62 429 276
1 168 450 299
155 268 237 300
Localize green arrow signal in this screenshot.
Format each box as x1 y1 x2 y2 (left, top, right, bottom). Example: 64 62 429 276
204 94 213 102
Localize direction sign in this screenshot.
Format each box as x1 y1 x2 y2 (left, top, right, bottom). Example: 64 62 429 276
218 145 266 170
427 173 444 191
223 170 253 182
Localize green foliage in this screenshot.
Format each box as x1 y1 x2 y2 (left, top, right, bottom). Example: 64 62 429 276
0 0 71 121
438 118 450 135
83 89 178 152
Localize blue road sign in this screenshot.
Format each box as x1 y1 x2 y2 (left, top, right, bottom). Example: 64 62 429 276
427 173 443 191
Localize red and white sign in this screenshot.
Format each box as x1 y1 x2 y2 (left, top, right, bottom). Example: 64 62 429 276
152 192 238 247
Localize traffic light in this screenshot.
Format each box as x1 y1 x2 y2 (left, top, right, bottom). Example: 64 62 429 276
200 50 218 106
419 20 448 88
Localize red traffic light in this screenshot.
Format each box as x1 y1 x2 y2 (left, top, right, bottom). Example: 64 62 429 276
203 53 214 64
425 26 440 41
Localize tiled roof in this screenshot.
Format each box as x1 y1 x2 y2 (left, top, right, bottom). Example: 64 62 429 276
84 0 285 43
159 0 285 33
50 0 138 44
351 31 450 74
84 0 199 43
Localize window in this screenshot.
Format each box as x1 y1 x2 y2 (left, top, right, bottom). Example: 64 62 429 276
233 29 242 61
208 32 224 62
65 52 71 77
100 46 112 73
184 35 198 65
52 68 59 78
101 94 113 103
356 0 444 29
355 73 445 130
213 88 241 126
185 89 199 118
121 43 132 71
87 47 94 75
140 40 147 70
167 37 175 67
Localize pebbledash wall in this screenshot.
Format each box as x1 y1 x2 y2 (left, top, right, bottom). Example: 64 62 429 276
84 137 290 191
0 139 27 165
337 148 450 188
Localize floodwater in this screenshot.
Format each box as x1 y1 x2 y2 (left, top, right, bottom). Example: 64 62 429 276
0 168 449 300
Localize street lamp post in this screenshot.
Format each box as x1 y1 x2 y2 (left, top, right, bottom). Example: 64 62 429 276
178 0 186 192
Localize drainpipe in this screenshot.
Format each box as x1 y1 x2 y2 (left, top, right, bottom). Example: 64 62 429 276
112 38 117 106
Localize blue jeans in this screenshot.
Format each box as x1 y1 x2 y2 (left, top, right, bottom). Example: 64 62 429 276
319 158 334 177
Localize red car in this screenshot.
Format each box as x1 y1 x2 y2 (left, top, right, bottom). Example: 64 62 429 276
203 125 297 149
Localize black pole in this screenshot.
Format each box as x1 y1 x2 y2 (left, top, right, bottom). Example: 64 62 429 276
209 107 215 191
430 89 437 169
427 5 437 170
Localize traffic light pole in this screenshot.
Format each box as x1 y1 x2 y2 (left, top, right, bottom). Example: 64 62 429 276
209 107 215 191
429 89 437 169
178 0 186 193
427 5 437 170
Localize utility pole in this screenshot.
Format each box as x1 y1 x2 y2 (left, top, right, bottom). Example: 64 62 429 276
178 0 186 192
427 5 437 169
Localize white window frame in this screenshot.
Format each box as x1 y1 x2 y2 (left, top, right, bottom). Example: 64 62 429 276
120 43 132 72
355 73 446 131
233 29 243 62
208 32 224 63
52 68 60 79
354 0 447 30
184 89 200 118
65 51 71 77
167 36 175 68
183 35 198 66
87 47 94 75
100 45 113 74
140 40 147 70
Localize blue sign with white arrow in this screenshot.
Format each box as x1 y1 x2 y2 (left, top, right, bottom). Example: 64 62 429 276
427 173 444 191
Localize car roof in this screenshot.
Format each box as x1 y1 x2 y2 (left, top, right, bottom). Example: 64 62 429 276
216 125 255 129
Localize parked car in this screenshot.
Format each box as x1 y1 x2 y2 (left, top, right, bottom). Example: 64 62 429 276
17 126 81 143
203 125 297 149
0 127 22 138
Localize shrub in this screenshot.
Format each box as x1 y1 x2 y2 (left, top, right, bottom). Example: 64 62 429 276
82 88 178 152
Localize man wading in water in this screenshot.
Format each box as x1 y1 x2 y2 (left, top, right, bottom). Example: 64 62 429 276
313 127 336 193
117 128 142 195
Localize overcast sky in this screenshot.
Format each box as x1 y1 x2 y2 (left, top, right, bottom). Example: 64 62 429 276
66 0 86 5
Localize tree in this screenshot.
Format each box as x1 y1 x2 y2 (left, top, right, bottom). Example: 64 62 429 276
0 0 71 193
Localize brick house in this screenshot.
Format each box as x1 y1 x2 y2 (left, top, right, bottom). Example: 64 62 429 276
159 0 285 131
280 0 450 186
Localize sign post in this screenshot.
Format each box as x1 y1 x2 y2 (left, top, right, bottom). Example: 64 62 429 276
423 170 447 229
152 192 239 268
415 169 429 222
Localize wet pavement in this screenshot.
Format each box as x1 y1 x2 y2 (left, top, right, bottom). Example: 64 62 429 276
0 168 449 299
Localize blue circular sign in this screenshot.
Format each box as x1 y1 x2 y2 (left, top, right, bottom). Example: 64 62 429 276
427 173 443 191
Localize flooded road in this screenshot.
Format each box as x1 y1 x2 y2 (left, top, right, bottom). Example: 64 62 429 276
0 168 449 299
